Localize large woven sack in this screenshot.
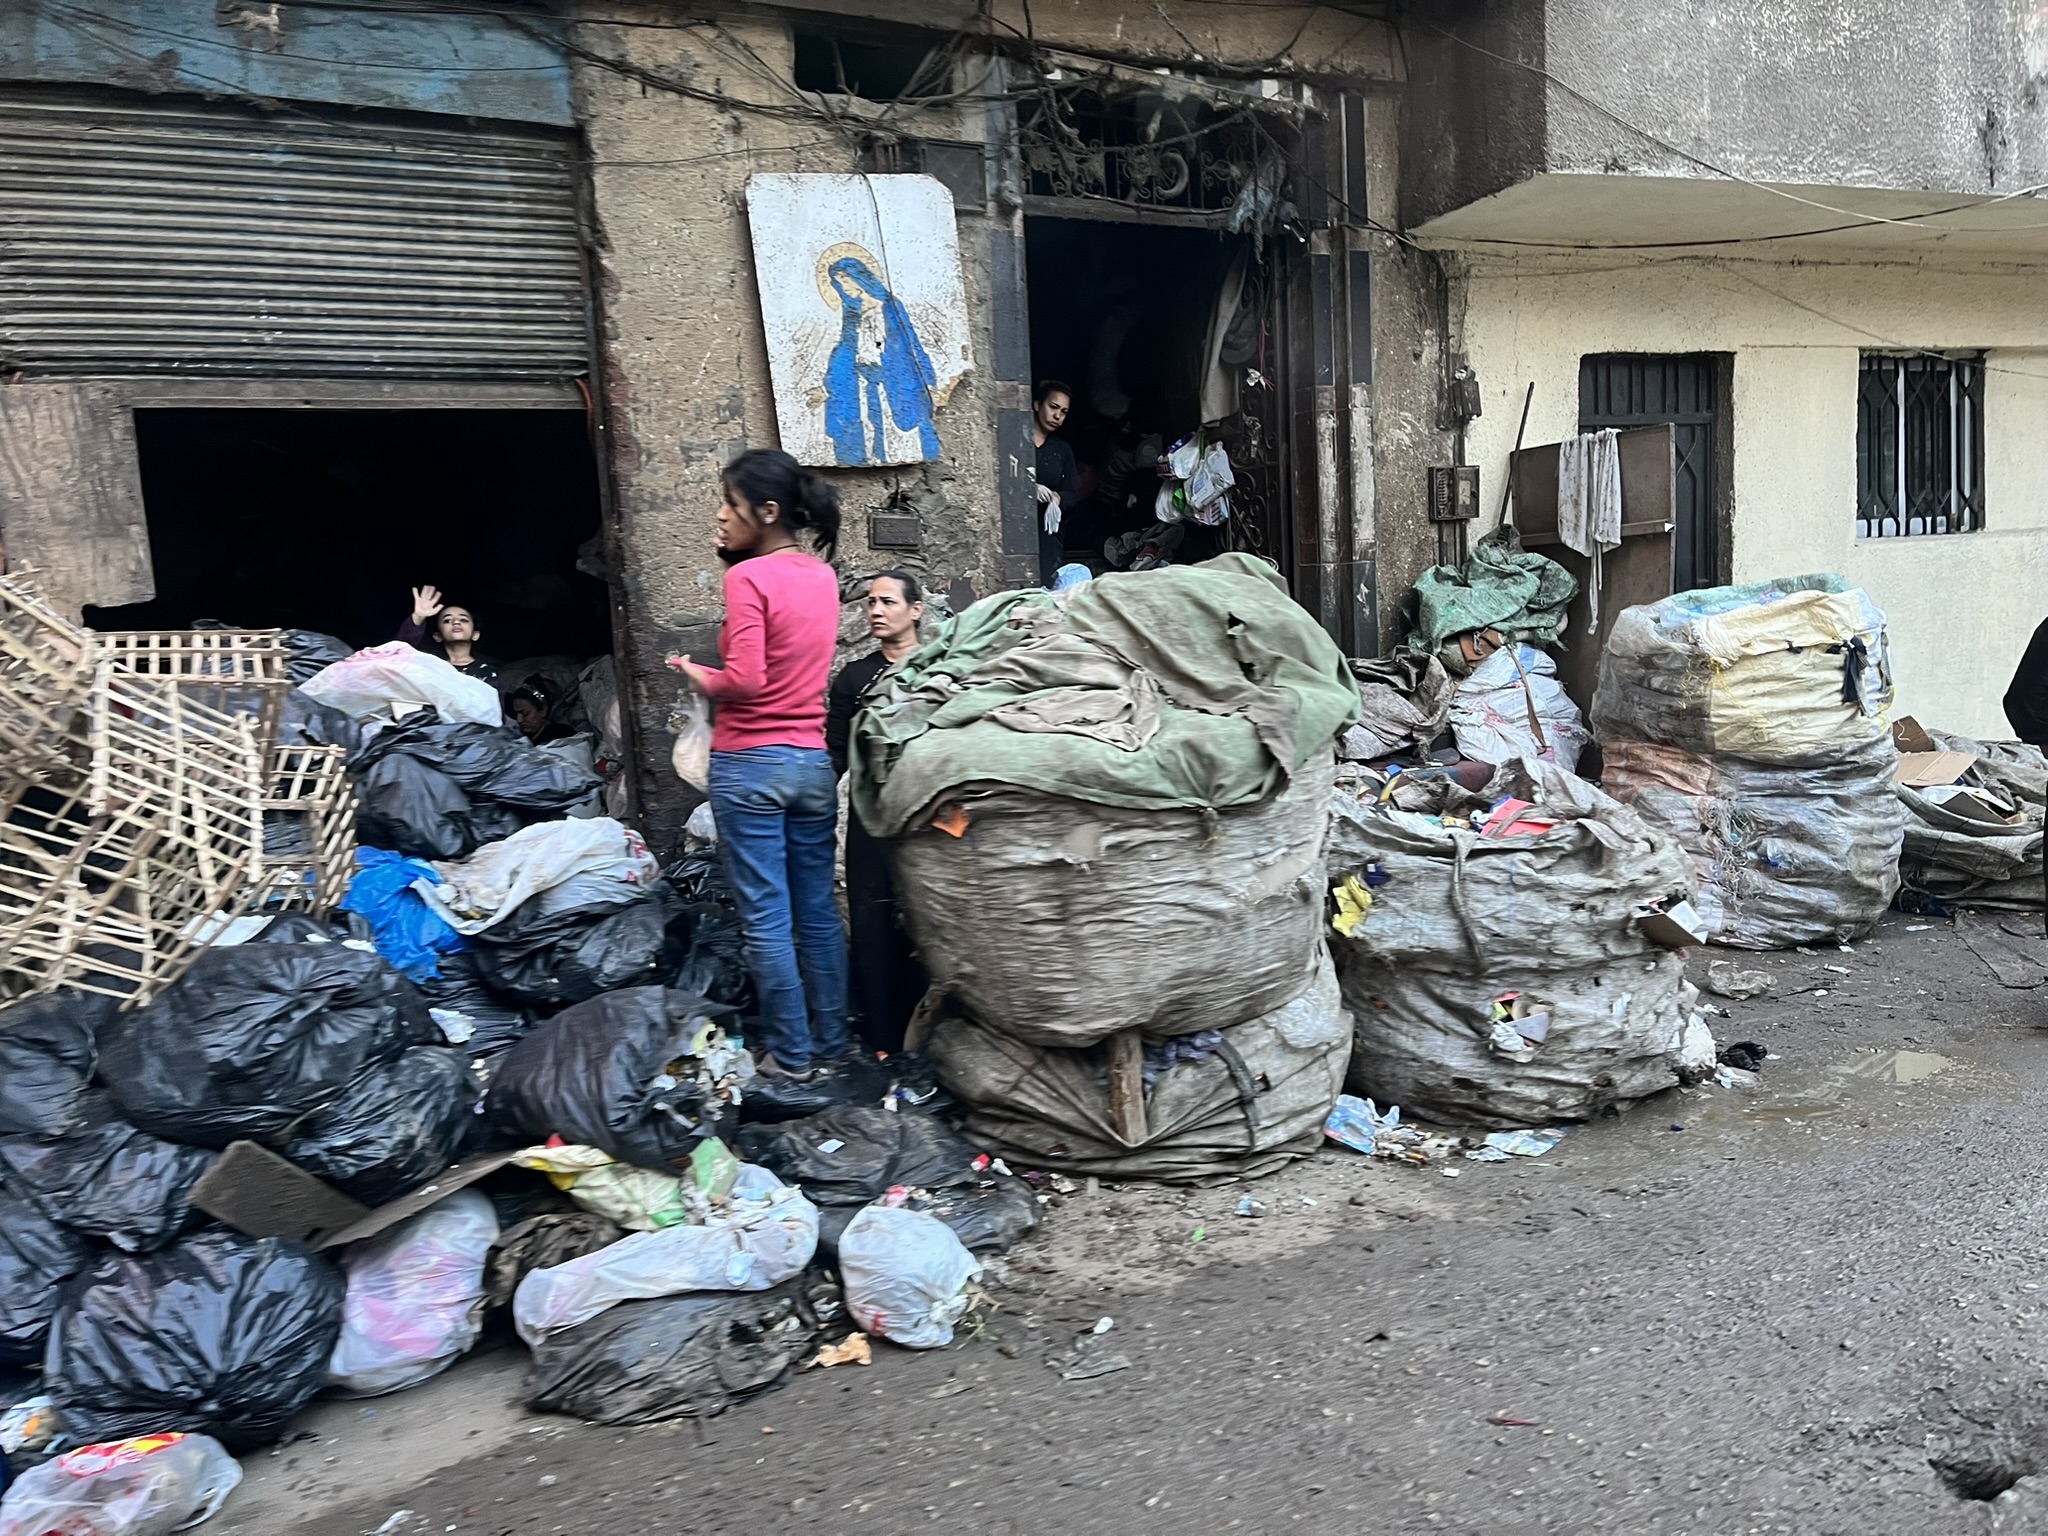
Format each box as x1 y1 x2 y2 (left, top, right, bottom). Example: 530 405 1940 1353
928 949 1349 1182
893 750 1333 1048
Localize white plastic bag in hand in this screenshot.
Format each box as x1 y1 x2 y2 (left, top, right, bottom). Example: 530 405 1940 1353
326 1189 499 1398
839 1204 982 1350
0 1432 243 1536
671 689 712 791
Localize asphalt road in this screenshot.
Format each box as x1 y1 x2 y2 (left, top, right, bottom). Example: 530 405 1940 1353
259 912 2048 1536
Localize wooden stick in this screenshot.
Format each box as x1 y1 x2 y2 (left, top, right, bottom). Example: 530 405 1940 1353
1496 381 1535 529
1106 1028 1148 1145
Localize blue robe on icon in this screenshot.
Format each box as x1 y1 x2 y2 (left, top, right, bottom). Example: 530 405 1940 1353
821 257 941 465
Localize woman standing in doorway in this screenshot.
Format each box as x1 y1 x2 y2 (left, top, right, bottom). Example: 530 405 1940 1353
826 571 932 1056
669 449 849 1082
1032 379 1078 586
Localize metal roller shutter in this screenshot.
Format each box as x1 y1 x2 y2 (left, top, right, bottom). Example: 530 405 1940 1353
0 90 588 379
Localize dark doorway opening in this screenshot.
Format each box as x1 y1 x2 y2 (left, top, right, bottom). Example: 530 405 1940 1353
96 409 612 663
1578 354 1727 592
1024 215 1288 576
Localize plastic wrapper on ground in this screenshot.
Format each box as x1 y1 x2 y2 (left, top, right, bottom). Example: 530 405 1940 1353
45 1230 346 1453
0 1189 91 1367
98 943 436 1149
0 1096 214 1253
929 950 1350 1182
839 1204 981 1350
0 1431 243 1536
524 1276 819 1426
483 986 746 1168
512 1165 818 1345
1330 759 1710 1126
327 1189 498 1398
894 752 1334 1049
279 1047 481 1206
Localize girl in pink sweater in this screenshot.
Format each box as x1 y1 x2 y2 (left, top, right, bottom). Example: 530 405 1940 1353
670 449 848 1080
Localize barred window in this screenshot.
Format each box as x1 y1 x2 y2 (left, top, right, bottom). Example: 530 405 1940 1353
1855 352 1984 537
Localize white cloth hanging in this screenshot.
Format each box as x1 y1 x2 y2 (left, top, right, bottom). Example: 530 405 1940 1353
1556 428 1623 629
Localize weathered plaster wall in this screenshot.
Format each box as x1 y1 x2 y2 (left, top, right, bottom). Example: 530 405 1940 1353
1454 253 2048 738
570 11 1006 844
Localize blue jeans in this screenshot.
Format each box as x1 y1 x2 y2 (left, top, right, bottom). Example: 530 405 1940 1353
708 747 848 1072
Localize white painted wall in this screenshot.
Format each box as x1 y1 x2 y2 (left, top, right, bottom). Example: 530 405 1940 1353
1454 254 2048 739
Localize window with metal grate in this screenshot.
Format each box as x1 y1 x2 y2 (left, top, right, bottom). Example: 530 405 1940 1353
1855 353 1984 537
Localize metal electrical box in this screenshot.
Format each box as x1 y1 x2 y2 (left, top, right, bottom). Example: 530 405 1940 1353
1428 465 1480 521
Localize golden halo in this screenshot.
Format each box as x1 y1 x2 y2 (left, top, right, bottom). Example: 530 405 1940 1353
815 240 880 308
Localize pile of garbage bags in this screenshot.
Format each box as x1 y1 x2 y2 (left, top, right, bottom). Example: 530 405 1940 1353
1893 724 2047 910
1593 577 1906 947
853 555 1360 1179
1328 758 1715 1127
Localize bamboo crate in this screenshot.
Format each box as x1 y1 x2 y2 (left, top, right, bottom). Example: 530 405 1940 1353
240 742 358 918
0 667 269 1005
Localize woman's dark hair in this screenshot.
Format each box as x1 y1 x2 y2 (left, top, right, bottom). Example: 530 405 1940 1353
510 677 552 712
1033 378 1072 406
869 569 923 604
721 447 841 562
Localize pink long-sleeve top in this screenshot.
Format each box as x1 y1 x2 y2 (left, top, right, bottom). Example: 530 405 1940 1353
696 547 840 752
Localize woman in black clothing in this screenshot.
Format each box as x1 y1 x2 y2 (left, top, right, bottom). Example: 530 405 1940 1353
826 571 930 1056
1032 379 1078 586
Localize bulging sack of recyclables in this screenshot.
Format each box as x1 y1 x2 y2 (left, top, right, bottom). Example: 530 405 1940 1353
928 949 1350 1182
327 1189 498 1398
894 752 1335 1048
1592 577 1903 946
839 1204 981 1350
301 641 504 728
1330 759 1708 1127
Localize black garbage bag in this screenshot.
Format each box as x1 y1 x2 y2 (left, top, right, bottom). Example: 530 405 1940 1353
278 1047 481 1205
283 630 356 685
0 1095 214 1253
525 1276 819 1425
350 709 599 813
99 943 436 1149
737 1056 893 1125
45 1230 346 1453
662 848 733 906
466 886 687 1010
737 1105 1038 1254
484 987 737 1168
0 991 110 1139
278 687 363 754
417 950 532 1057
354 751 523 861
0 1189 92 1367
482 1211 624 1310
669 903 752 1010
249 913 342 945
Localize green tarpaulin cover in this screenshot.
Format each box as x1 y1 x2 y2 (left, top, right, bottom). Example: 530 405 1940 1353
1403 524 1579 655
849 553 1360 838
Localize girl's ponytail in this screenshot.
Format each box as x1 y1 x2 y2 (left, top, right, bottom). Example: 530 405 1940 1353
795 471 842 563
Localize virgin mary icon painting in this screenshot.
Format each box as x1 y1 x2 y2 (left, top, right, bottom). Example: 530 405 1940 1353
746 174 972 468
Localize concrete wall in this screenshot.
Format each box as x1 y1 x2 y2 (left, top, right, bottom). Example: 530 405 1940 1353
1453 253 2048 739
1412 0 2048 220
570 14 1008 844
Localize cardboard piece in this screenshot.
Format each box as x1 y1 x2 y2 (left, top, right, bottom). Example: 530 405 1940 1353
1896 751 1977 788
1891 716 1938 753
190 1141 522 1251
1637 898 1707 949
1919 783 2026 826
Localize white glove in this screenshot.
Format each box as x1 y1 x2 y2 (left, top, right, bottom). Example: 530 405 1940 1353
1042 494 1062 535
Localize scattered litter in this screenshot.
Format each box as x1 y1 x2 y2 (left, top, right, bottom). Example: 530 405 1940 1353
1462 1128 1566 1162
1822 964 1852 975
1718 1041 1768 1072
1714 1066 1760 1089
0 1395 59 1456
1235 1198 1266 1219
372 1516 415 1536
1323 1095 1462 1165
1704 960 1776 1000
1486 1412 1539 1427
806 1335 872 1369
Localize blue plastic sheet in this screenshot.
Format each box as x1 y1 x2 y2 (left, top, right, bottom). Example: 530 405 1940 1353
339 849 466 982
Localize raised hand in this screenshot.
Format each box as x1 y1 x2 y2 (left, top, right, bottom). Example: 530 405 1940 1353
410 585 444 626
